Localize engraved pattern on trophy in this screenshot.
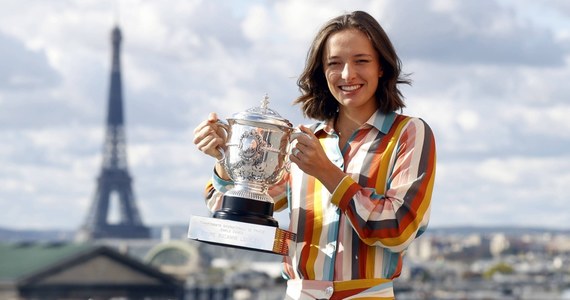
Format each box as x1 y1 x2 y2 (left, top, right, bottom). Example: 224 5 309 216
238 129 264 162
226 129 288 182
224 126 291 201
230 129 268 181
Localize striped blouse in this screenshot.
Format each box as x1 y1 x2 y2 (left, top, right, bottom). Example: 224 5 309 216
206 110 436 299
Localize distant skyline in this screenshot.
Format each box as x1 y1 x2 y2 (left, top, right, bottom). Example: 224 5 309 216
0 0 569 230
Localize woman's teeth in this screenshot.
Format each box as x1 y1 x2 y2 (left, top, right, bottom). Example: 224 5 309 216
341 84 361 91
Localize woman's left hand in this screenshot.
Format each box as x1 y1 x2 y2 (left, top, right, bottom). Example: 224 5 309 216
290 125 346 192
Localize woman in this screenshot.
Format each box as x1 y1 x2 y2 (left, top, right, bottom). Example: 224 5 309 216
193 10 436 300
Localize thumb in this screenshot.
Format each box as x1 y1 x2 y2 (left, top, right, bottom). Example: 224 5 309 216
298 125 314 136
298 124 310 132
208 112 218 122
296 125 316 140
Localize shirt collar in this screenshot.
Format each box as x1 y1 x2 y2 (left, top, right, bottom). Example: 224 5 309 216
369 110 397 134
314 110 398 135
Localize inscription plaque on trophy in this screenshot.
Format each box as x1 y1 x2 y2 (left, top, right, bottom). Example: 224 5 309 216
188 95 297 255
188 216 295 255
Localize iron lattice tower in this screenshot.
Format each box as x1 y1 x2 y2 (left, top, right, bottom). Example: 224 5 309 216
77 26 150 240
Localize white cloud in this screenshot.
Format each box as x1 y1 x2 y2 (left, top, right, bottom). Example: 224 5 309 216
389 0 566 66
476 158 520 184
434 154 570 227
456 110 479 131
242 5 272 41
0 32 61 90
430 0 458 13
508 105 570 137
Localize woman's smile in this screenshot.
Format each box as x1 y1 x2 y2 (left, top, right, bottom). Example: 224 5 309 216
339 84 363 92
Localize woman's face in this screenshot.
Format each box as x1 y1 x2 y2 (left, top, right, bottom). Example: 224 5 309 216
323 28 383 115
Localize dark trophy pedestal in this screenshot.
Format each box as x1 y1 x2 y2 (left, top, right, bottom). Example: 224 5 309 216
212 196 278 227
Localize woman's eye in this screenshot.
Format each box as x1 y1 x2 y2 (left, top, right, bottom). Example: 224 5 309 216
356 59 370 64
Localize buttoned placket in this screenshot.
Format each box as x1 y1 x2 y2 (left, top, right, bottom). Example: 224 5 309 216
325 131 343 282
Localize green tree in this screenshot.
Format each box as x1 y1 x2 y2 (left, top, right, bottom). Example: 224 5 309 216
483 262 514 279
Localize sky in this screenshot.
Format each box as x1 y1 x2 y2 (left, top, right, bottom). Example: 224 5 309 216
0 0 569 231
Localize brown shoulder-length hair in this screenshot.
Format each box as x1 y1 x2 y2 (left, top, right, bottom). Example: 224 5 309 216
295 10 410 121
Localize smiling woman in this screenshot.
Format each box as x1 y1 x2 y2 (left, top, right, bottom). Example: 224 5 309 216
194 10 437 300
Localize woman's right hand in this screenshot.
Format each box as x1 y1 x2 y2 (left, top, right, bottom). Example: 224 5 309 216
193 112 227 160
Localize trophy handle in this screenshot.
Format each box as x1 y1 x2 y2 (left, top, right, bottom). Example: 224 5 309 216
216 120 231 161
285 129 310 171
290 130 306 141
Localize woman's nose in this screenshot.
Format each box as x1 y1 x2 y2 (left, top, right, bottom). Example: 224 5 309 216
341 63 355 80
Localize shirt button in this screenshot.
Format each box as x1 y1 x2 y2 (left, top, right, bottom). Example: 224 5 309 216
326 243 336 253
324 286 333 297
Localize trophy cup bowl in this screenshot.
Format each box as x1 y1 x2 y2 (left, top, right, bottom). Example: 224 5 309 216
213 95 297 227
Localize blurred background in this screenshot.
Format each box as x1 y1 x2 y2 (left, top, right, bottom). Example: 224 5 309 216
0 0 569 299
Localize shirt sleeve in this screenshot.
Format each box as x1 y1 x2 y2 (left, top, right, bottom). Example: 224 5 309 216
204 170 234 212
269 172 290 212
330 118 436 252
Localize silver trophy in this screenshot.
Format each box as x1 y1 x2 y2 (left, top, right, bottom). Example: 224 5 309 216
188 95 297 255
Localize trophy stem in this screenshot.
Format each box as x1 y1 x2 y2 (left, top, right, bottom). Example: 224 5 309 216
213 195 278 227
225 182 273 203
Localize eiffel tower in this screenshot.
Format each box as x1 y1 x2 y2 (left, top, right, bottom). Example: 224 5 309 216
77 25 150 241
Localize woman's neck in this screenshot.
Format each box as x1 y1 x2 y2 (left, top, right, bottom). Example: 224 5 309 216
334 110 370 137
335 107 376 135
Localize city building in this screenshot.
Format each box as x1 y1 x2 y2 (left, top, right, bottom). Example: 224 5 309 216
0 242 184 299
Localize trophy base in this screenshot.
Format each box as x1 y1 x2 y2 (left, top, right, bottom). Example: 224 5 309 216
212 195 278 227
188 216 296 256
